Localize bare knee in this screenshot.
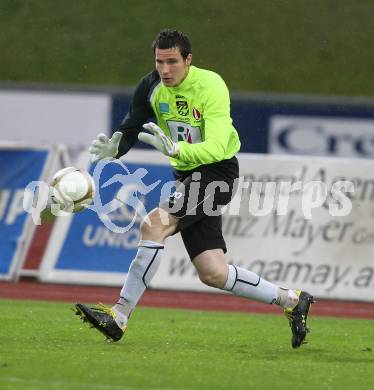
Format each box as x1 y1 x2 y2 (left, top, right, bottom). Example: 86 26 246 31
140 208 177 242
198 268 227 288
193 249 228 289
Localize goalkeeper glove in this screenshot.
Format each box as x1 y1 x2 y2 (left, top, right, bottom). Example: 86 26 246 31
138 122 179 157
88 132 123 162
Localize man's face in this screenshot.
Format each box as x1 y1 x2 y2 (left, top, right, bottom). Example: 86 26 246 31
155 47 192 87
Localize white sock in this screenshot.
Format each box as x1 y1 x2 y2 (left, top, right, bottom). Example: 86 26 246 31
223 264 278 304
112 240 164 327
276 287 299 309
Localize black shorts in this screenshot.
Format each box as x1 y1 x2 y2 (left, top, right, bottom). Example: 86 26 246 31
160 156 239 260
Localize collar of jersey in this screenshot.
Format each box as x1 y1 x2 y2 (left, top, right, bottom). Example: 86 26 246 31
167 65 196 92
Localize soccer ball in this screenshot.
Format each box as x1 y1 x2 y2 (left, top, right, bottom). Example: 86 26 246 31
51 167 95 213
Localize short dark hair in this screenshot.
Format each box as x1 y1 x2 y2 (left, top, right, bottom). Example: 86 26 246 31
152 29 192 59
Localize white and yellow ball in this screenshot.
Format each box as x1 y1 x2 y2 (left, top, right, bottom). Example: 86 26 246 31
51 167 95 213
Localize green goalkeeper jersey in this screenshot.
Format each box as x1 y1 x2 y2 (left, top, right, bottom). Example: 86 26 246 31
117 65 241 171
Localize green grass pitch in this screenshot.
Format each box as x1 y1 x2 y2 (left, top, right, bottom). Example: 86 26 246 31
0 299 373 389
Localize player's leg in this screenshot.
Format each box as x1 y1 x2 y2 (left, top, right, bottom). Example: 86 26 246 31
75 207 178 341
111 208 177 321
190 245 314 348
192 247 297 307
179 214 313 348
74 168 193 341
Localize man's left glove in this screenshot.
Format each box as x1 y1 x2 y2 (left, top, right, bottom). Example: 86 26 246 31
138 122 179 157
88 132 123 162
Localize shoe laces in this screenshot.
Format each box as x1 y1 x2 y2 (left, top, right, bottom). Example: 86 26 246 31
93 302 116 318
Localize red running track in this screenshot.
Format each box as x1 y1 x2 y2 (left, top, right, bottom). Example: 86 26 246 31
1 279 374 319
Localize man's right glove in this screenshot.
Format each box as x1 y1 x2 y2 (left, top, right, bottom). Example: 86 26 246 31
88 132 123 162
138 122 179 157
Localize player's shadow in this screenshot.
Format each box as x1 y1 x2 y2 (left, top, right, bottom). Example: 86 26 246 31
236 345 374 364
297 348 374 363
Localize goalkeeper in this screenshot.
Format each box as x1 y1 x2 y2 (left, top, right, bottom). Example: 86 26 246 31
75 29 314 348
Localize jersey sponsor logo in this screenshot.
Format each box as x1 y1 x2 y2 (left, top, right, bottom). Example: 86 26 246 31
159 102 170 113
192 108 201 121
175 95 185 99
167 120 202 144
177 126 193 143
176 100 189 116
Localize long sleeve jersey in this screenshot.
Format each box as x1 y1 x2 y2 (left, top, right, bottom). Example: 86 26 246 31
116 65 241 171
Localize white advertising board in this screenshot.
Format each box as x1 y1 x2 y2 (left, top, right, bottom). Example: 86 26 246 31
0 90 111 147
